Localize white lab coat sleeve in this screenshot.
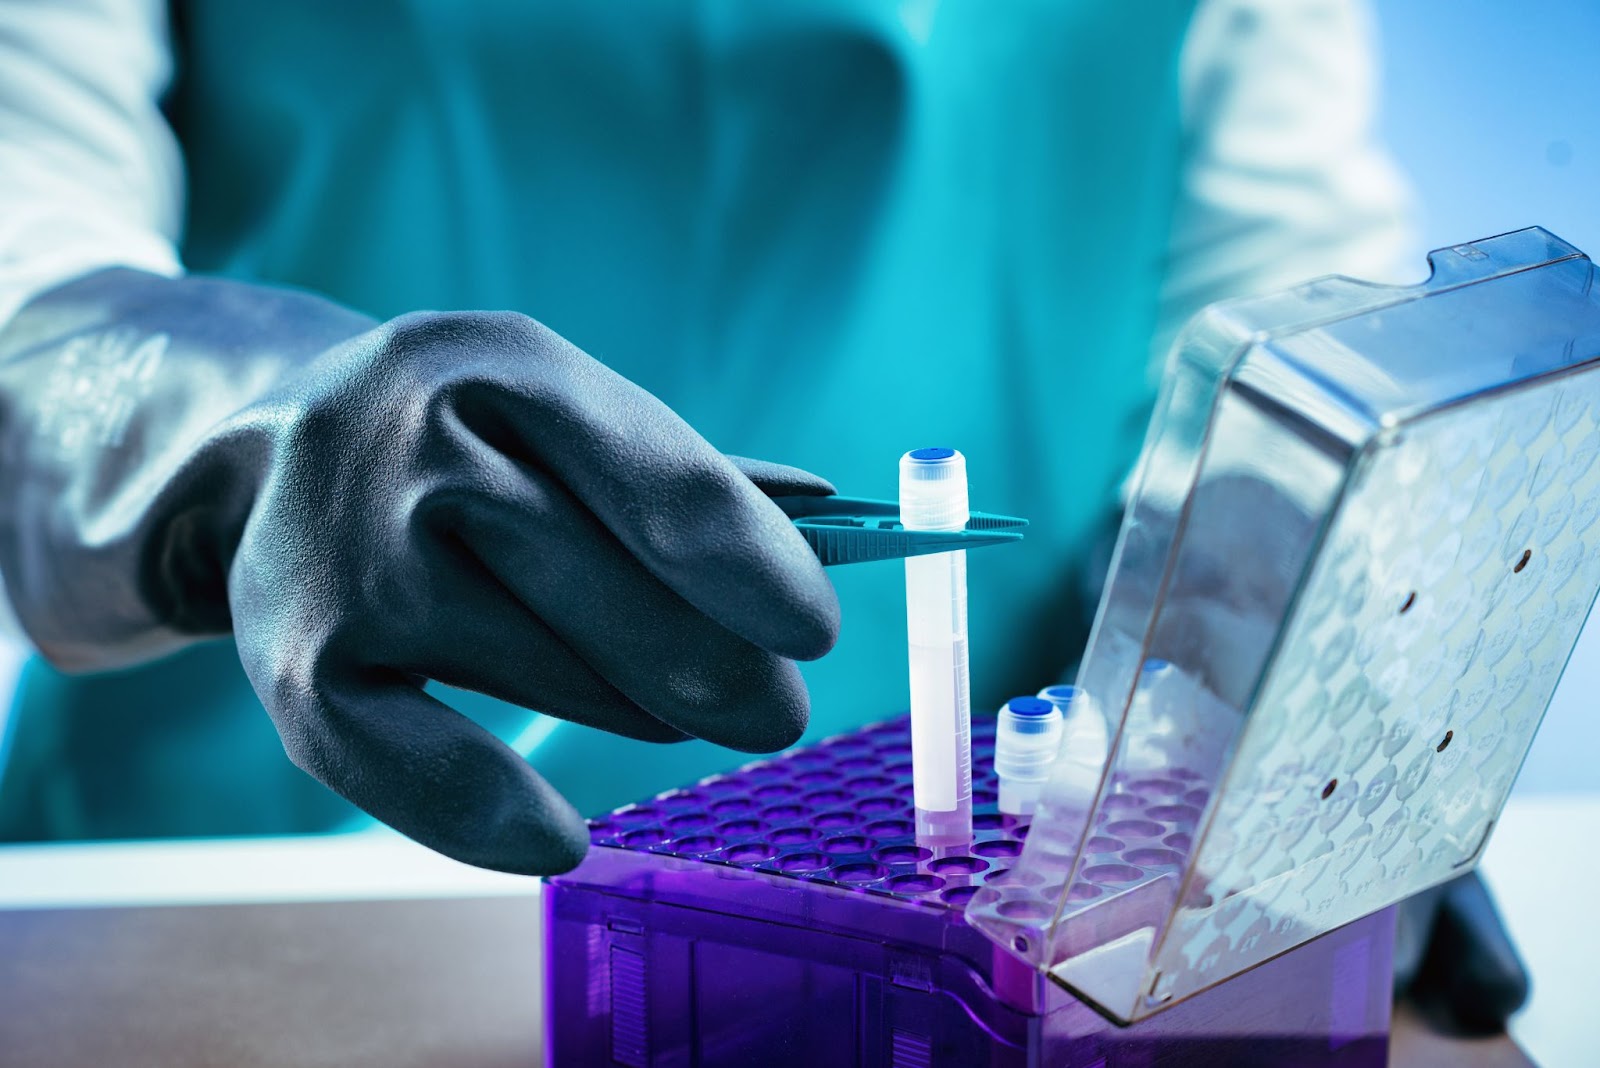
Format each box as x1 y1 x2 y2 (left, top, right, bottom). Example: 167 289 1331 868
0 0 185 647
0 0 184 325
1153 0 1417 377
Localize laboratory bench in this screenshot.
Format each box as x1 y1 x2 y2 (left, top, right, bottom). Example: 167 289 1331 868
0 795 1589 1067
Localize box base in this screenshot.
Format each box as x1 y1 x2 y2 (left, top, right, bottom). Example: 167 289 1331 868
546 718 1393 1066
546 880 1392 1067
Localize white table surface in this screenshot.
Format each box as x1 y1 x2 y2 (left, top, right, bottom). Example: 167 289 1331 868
0 796 1592 1067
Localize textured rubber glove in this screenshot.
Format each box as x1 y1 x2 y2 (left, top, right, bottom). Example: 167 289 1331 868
0 269 840 874
1394 871 1530 1035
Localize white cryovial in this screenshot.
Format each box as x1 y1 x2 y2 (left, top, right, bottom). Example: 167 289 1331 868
900 447 972 844
994 696 1064 816
1036 683 1109 803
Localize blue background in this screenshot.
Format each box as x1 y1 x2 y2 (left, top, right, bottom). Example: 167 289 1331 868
1376 0 1600 794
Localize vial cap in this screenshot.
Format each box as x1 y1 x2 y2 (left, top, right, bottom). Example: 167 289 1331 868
899 447 969 532
1004 697 1055 717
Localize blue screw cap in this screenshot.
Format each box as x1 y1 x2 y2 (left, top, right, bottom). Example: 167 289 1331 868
1005 697 1055 717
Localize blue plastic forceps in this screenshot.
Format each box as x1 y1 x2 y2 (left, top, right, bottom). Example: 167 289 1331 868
775 495 1028 567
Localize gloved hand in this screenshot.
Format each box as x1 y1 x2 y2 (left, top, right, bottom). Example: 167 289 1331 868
0 268 840 874
1394 870 1530 1035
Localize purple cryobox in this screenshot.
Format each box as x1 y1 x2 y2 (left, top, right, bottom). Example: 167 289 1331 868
549 231 1600 1065
545 717 1392 1066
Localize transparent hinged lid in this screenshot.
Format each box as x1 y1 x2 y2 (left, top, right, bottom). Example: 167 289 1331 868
967 228 1600 1022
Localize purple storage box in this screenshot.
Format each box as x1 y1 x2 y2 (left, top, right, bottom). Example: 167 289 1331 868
545 716 1392 1067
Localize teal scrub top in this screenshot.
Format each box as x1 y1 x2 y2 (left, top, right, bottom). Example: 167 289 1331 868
0 0 1194 841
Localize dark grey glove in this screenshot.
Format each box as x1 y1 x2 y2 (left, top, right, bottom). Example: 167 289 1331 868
0 268 839 874
1394 871 1530 1035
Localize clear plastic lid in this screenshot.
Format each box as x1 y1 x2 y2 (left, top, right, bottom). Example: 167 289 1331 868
967 228 1600 1021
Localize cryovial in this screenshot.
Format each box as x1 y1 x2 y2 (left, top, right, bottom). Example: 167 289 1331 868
994 695 1062 815
900 447 973 844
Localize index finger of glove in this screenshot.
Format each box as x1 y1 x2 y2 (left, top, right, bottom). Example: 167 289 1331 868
442 314 839 661
727 455 836 498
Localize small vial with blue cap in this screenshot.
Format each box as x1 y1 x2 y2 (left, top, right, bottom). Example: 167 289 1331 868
994 684 1111 816
1041 683 1110 799
994 696 1062 816
1125 658 1179 772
